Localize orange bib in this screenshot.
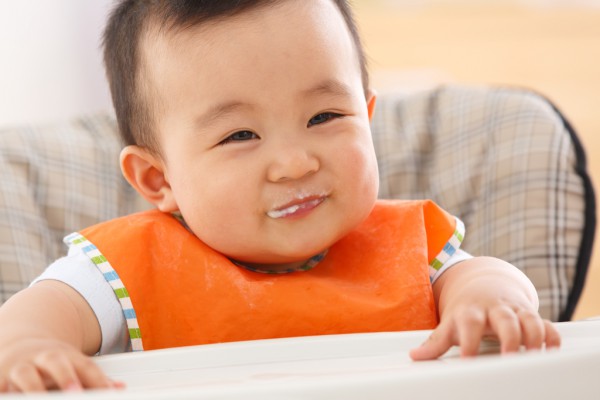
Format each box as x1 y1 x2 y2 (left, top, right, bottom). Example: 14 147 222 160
77 200 458 351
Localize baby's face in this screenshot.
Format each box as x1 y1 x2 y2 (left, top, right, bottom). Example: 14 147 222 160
145 0 379 269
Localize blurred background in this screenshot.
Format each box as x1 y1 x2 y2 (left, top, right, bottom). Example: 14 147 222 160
0 0 598 318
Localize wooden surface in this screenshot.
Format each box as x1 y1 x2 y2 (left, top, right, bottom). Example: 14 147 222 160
354 1 600 319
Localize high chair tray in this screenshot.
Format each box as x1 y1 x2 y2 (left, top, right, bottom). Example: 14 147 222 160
8 320 600 399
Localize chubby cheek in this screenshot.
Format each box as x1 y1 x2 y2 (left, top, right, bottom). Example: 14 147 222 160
320 144 378 248
338 141 379 207
177 168 261 252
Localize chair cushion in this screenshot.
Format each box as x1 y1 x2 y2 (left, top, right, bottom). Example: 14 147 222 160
372 86 594 321
0 114 146 302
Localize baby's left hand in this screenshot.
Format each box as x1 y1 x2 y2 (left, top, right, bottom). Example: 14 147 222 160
409 257 561 360
409 302 561 360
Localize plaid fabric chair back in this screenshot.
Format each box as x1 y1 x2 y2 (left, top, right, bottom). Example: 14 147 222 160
373 86 595 321
0 115 147 300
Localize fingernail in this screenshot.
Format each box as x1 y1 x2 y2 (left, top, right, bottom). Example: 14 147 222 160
66 382 83 392
110 380 126 389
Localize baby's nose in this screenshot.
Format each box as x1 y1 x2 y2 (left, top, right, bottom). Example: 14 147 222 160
266 145 320 182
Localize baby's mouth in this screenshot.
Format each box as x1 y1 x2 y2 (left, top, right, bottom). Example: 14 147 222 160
267 196 326 219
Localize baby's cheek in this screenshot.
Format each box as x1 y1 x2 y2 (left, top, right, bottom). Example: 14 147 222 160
337 146 378 219
346 145 379 191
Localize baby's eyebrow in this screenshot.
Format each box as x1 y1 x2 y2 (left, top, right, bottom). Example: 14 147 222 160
301 79 353 99
196 101 252 127
196 80 352 128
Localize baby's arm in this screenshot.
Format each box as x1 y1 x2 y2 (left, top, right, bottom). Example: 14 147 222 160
0 280 117 392
410 257 561 360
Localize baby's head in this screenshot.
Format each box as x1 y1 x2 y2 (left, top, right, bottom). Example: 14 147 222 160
103 0 379 270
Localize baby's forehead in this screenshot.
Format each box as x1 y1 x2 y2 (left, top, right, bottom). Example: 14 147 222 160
139 1 358 77
136 0 366 124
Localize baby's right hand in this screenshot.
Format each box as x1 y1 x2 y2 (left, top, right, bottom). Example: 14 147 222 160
0 337 121 393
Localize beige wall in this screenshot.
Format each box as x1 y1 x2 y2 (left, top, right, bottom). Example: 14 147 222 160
354 1 600 319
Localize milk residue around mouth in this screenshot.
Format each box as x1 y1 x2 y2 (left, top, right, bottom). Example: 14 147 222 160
267 189 327 219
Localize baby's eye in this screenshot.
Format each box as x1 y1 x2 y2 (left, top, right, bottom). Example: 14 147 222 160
219 130 259 145
307 112 343 127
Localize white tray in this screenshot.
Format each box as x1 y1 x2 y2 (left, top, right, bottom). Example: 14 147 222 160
6 320 600 399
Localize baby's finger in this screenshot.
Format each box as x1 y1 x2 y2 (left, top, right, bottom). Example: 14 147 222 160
488 306 521 354
33 351 82 391
409 321 455 361
517 310 544 350
8 362 46 393
0 376 8 393
543 319 561 349
455 309 486 357
73 356 119 390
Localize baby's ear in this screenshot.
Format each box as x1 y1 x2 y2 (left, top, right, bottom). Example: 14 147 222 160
366 89 377 121
119 146 178 212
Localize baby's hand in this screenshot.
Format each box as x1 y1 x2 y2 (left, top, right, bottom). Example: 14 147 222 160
409 303 561 360
0 338 121 393
410 256 561 360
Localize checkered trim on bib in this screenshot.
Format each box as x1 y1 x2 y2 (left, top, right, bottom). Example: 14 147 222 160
64 232 144 351
429 217 465 281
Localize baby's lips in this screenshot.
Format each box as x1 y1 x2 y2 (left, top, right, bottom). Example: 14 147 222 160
267 197 325 219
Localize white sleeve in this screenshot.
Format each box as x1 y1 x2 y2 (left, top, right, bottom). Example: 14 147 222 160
430 248 472 284
31 246 129 355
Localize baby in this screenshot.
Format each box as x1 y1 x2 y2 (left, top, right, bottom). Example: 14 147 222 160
0 0 559 393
